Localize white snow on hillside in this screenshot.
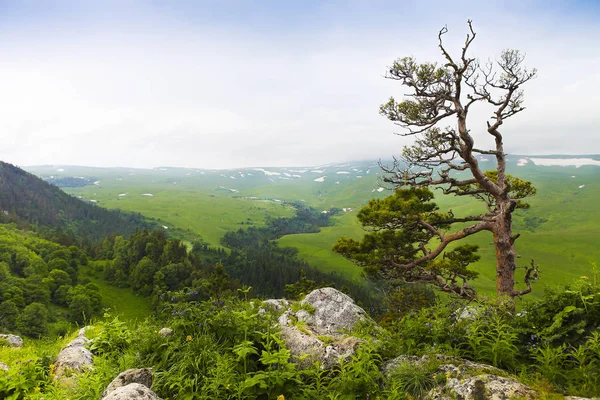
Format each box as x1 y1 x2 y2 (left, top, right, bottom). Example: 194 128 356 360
335 181 340 184
162 225 168 229
254 168 281 176
90 200 98 203
283 172 292 177
377 187 385 192
292 174 301 178
93 181 100 185
579 185 585 189
56 168 64 172
314 176 326 182
336 171 350 174
288 169 307 173
142 193 154 196
529 158 600 167
118 193 126 197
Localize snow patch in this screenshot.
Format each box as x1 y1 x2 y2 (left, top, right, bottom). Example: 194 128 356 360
56 168 64 172
142 193 154 197
90 200 98 203
118 193 127 197
311 169 325 173
579 184 585 189
571 175 576 178
377 187 385 192
93 181 100 185
342 207 353 212
529 158 600 168
336 171 350 174
356 176 362 179
162 225 169 229
314 176 326 182
335 181 340 185
517 158 529 166
254 168 281 176
292 174 301 178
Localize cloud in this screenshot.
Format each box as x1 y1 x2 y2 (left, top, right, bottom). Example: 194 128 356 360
0 0 597 168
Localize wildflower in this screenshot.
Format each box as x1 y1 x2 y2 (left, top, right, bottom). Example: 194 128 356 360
277 395 285 400
35 387 41 392
186 335 192 341
581 276 589 280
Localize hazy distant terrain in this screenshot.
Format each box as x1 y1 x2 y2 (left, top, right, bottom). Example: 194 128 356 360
26 155 600 295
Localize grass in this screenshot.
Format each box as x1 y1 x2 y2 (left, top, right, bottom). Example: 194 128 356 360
27 160 600 296
82 262 152 323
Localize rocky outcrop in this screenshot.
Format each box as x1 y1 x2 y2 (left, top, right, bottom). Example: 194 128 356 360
298 287 367 335
101 383 162 400
432 375 537 400
0 334 23 347
101 368 158 399
385 354 537 400
54 327 93 380
0 361 8 371
274 288 370 368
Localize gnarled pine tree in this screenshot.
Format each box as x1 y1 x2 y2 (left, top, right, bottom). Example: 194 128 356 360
334 21 538 299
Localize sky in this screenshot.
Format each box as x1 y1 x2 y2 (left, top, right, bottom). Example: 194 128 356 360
0 0 598 169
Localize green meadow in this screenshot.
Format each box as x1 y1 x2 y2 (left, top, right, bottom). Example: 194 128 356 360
27 158 600 295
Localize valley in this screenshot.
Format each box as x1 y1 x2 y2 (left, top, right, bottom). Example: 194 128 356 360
26 155 600 296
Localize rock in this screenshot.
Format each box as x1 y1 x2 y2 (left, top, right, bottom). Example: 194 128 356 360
433 374 537 400
158 328 173 338
262 299 290 312
384 355 536 400
0 334 23 347
299 287 367 335
0 362 8 371
383 354 503 377
102 368 154 397
102 383 162 400
276 288 369 368
54 327 93 380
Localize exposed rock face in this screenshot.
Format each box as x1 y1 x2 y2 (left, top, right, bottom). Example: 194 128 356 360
54 327 93 380
101 383 162 400
276 287 368 368
158 328 173 338
102 368 155 398
433 375 537 400
0 334 23 347
299 287 367 335
385 355 536 400
0 361 8 371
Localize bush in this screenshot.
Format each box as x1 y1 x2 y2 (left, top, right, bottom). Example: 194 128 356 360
17 302 49 338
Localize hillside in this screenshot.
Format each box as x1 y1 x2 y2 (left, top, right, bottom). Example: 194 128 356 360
0 162 155 245
25 155 600 294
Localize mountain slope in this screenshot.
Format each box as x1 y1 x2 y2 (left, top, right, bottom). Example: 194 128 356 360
0 161 155 243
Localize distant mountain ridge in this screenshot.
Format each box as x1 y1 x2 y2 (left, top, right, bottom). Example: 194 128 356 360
0 161 155 244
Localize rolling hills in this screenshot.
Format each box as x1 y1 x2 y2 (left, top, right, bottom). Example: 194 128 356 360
25 155 600 295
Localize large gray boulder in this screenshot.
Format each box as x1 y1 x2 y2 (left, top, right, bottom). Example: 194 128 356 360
299 287 367 335
0 334 23 347
432 375 537 400
54 327 93 380
102 368 154 398
276 288 369 368
101 383 162 400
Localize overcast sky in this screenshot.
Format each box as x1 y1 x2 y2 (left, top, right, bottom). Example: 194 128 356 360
0 0 598 169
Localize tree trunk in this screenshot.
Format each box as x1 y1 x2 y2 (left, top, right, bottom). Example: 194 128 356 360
493 206 517 297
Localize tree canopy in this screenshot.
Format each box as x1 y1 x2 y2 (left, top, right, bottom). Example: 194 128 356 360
335 21 538 299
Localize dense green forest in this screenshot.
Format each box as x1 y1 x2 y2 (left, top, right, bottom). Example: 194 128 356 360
0 225 102 337
0 162 155 246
